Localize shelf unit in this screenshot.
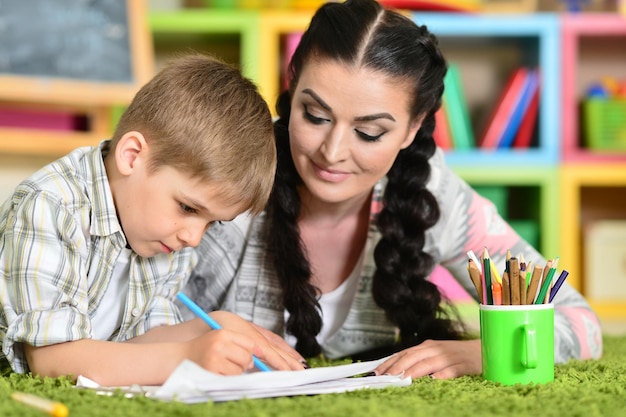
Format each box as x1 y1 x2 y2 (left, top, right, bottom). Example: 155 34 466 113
453 167 559 257
150 10 261 84
560 165 626 318
561 14 626 163
416 13 560 167
558 14 626 319
150 10 314 110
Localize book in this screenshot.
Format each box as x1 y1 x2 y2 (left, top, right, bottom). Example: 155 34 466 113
75 355 411 403
433 105 453 150
479 68 529 149
443 64 475 150
282 32 302 91
512 74 540 149
498 69 540 149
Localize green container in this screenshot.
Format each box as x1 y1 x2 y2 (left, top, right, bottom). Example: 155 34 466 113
480 304 554 385
583 99 626 151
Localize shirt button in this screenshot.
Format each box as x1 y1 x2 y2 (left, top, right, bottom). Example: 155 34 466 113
131 308 140 317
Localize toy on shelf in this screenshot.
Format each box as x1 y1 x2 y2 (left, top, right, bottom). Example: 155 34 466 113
583 77 626 152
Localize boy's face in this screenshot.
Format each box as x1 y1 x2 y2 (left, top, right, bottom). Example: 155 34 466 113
110 133 246 258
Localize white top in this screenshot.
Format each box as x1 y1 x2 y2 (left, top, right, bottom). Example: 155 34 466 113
285 251 364 346
91 248 131 340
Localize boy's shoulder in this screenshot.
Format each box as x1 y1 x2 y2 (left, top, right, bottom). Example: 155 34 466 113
16 143 107 200
5 142 115 222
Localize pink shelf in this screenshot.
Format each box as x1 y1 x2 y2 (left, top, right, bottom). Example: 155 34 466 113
561 14 626 163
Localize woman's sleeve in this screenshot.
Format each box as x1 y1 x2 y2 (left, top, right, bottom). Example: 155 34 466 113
426 149 603 362
180 213 252 318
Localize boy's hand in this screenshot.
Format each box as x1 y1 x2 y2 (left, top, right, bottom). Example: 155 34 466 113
184 329 256 375
208 310 307 371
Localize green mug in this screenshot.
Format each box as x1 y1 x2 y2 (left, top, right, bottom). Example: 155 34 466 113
479 303 554 385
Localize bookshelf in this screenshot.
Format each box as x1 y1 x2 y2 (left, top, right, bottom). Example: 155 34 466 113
561 14 626 163
559 14 626 320
415 13 560 167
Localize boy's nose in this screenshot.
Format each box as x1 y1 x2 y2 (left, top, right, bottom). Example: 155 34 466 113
179 226 204 248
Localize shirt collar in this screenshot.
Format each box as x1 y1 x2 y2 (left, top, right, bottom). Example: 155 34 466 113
87 140 124 239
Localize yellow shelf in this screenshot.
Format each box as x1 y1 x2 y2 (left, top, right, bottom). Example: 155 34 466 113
560 165 626 293
258 10 315 109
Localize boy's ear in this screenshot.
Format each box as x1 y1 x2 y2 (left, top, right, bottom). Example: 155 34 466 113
115 131 149 176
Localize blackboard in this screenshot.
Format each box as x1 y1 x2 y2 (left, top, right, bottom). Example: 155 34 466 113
0 0 153 105
0 0 133 82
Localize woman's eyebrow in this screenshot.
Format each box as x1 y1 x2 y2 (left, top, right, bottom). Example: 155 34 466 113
355 113 395 122
302 88 331 111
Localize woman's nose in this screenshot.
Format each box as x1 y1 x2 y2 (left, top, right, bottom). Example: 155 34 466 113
320 126 349 163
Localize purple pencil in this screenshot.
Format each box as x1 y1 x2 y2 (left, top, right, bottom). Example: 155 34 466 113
549 270 569 302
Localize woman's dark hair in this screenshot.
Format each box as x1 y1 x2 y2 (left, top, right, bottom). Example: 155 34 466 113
268 0 465 358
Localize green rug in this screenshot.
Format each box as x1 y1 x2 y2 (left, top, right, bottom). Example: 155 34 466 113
1 335 625 417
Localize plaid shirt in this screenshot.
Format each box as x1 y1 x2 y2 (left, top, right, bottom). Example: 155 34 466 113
0 141 195 372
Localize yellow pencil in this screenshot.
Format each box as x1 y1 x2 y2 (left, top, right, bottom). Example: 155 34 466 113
10 392 69 417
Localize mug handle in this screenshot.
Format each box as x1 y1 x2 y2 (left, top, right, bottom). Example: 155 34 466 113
521 324 538 369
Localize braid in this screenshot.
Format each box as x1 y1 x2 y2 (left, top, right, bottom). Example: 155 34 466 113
372 112 465 349
266 92 323 358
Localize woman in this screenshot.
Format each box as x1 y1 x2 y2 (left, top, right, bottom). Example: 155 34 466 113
182 0 602 378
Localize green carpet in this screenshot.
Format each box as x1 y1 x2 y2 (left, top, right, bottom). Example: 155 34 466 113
2 335 625 417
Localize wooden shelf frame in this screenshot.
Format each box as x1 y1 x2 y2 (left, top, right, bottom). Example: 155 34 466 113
453 166 559 257
416 13 560 168
561 14 626 163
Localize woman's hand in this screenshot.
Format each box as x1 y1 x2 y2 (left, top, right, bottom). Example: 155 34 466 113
208 310 307 371
374 339 482 379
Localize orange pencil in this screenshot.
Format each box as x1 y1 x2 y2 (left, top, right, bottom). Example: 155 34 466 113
492 281 502 305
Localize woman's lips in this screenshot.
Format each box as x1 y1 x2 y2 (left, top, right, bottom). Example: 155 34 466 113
312 162 350 183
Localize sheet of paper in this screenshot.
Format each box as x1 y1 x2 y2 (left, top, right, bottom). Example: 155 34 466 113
75 355 412 403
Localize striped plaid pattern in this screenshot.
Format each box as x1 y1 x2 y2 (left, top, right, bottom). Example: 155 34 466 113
0 141 195 372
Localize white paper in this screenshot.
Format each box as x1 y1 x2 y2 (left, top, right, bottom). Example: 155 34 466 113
76 356 412 403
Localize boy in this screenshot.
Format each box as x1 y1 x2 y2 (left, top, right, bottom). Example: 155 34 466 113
0 54 303 386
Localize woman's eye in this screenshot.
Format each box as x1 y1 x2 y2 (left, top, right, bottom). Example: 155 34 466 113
356 129 384 142
303 107 329 125
179 203 197 214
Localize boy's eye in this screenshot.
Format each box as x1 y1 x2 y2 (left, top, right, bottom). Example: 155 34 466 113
179 203 197 214
355 129 384 142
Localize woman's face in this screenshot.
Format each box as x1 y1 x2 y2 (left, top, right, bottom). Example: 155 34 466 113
289 60 421 206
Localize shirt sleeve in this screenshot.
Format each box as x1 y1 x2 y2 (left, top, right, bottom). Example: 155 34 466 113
425 148 603 363
180 214 252 319
1 191 92 372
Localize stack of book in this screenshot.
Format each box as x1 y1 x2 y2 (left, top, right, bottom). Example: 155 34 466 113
433 65 541 151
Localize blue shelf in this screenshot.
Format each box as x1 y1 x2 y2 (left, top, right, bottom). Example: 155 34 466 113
413 13 560 167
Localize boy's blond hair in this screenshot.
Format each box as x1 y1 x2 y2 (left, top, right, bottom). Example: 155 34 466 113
111 53 276 214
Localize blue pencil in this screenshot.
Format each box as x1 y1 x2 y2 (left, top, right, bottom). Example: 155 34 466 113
176 292 272 372
548 270 569 303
